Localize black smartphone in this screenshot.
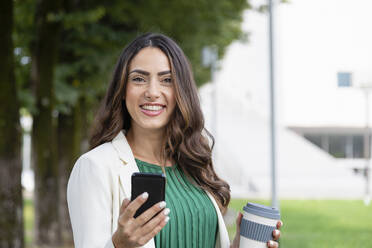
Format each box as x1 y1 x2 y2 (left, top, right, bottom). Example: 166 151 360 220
131 172 166 218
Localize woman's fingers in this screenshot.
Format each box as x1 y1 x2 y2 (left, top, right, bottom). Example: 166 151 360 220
137 209 170 245
276 220 283 229
140 208 170 235
137 219 168 246
235 212 243 233
134 201 167 228
272 229 280 240
230 212 243 248
119 198 131 215
267 240 279 248
121 192 149 221
236 212 243 226
266 220 282 248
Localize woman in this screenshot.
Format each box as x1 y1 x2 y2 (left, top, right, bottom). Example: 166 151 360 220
67 33 282 248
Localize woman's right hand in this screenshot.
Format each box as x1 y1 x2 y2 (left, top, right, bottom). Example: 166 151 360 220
112 192 170 248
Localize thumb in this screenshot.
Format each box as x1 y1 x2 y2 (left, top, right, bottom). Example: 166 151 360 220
236 212 243 227
235 212 243 233
119 198 131 215
231 212 243 248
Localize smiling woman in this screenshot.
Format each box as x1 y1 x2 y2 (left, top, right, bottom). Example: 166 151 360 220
66 33 282 248
125 47 176 135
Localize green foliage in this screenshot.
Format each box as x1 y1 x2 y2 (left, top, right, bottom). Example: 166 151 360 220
50 7 106 28
14 0 251 116
227 199 372 248
14 0 36 113
54 0 251 116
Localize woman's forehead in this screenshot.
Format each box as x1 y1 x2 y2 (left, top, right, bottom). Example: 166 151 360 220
129 47 171 73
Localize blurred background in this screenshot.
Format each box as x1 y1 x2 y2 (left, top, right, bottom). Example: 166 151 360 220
1 0 372 247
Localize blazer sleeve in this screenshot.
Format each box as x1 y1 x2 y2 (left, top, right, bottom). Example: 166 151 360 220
67 155 115 248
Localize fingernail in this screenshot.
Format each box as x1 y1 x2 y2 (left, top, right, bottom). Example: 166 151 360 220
164 216 170 223
159 201 166 208
268 241 274 247
163 208 170 216
142 192 149 199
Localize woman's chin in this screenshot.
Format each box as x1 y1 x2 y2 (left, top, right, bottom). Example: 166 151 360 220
139 122 168 131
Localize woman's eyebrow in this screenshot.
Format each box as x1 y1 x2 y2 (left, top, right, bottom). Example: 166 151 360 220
129 69 171 76
129 69 149 75
158 70 171 76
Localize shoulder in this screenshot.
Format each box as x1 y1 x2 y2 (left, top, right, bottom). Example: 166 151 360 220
81 141 120 163
68 142 121 194
82 142 116 161
72 142 120 177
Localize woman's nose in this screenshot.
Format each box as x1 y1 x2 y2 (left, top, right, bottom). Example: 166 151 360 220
144 79 161 100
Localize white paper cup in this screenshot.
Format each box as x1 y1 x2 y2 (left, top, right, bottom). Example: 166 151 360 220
239 202 280 248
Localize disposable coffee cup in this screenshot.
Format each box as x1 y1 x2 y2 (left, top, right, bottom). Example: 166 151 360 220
239 202 280 248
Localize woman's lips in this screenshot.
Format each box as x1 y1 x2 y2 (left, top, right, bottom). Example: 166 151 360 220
140 105 165 117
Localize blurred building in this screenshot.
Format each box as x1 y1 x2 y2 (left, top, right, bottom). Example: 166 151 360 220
200 0 372 199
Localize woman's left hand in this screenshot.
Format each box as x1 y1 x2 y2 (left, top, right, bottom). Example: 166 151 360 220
230 212 283 248
267 220 282 248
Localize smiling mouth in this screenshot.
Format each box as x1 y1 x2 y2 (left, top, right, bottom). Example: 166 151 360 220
139 104 165 117
140 104 166 111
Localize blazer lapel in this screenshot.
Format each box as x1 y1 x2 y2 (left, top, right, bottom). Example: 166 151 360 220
111 130 138 199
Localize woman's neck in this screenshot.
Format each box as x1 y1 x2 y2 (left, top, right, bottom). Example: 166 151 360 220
126 127 173 167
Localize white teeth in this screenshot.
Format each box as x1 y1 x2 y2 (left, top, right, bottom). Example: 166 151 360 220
141 105 164 111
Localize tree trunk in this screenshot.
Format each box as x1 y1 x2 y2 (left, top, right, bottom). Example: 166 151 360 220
31 0 63 246
58 99 83 246
0 0 24 247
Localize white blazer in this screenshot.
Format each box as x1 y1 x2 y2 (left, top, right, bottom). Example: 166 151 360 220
67 131 230 248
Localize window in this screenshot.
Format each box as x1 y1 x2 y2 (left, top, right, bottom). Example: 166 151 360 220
302 132 369 159
353 135 364 158
304 134 322 148
337 72 352 87
329 135 347 158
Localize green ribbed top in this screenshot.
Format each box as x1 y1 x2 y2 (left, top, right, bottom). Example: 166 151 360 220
135 159 218 248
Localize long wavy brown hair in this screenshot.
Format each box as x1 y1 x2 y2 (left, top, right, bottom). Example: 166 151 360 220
90 33 230 213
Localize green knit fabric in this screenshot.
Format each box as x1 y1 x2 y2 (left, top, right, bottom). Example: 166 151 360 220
135 158 218 248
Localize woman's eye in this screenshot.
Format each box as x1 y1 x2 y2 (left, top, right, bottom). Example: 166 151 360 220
163 78 172 83
132 77 145 82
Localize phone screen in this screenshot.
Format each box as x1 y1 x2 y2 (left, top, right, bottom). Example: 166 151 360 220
131 172 166 218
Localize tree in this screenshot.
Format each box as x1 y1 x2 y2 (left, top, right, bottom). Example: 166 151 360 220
30 0 63 246
0 0 24 247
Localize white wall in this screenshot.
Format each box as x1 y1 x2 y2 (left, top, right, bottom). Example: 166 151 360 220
278 0 372 127
214 0 372 127
199 0 372 199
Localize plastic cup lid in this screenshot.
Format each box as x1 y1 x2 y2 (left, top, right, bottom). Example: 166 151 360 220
243 202 280 220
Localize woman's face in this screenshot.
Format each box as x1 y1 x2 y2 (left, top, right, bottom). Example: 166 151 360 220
125 47 176 133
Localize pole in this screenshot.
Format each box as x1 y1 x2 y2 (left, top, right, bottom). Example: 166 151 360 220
364 90 371 205
268 0 279 209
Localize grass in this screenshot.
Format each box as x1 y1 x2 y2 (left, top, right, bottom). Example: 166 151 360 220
227 199 372 248
24 198 34 246
25 198 372 247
